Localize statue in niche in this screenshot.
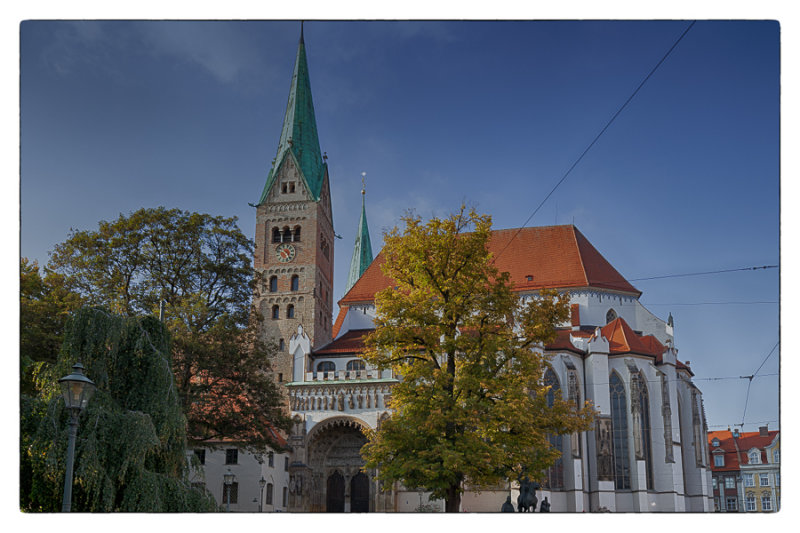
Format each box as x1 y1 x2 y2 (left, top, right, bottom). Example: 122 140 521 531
366 392 371 408
348 394 355 409
337 393 345 411
596 417 613 481
358 394 363 408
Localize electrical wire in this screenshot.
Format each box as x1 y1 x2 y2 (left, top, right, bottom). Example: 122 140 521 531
493 21 696 264
739 341 779 427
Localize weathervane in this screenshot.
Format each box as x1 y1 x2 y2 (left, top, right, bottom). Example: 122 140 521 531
361 171 366 196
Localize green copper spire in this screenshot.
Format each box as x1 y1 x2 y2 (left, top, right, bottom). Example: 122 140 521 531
257 25 326 204
346 176 374 294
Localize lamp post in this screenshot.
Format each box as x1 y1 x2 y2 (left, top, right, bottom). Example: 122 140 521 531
58 362 96 512
258 476 267 512
224 468 235 512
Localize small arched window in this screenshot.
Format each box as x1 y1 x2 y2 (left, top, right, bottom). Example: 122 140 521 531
282 227 292 243
347 359 366 371
293 226 301 242
287 304 295 319
606 309 618 324
291 275 299 291
281 182 288 194
266 483 274 505
317 361 335 373
272 227 281 243
269 275 278 292
279 339 285 351
272 305 280 320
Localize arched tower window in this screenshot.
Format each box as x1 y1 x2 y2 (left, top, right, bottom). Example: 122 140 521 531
287 304 295 319
606 308 618 324
346 359 366 371
610 372 631 490
293 226 301 242
291 275 299 291
638 371 654 490
279 338 285 351
269 275 278 292
317 361 335 373
543 368 564 489
282 227 292 243
272 227 281 243
271 305 280 320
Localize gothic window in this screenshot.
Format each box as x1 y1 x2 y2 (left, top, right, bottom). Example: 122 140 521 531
606 308 618 324
266 483 274 505
272 227 281 243
637 372 654 490
610 372 631 490
291 275 299 291
317 361 335 373
282 227 292 243
543 368 563 489
287 304 295 319
269 275 278 292
347 359 366 371
272 305 280 319
293 225 301 242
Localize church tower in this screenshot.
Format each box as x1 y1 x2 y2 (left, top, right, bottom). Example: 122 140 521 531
344 176 374 295
253 27 334 383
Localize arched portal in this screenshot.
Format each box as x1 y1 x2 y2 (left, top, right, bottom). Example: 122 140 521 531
306 417 372 512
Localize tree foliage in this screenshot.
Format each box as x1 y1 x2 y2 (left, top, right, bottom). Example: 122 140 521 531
46 207 290 449
361 207 594 512
22 307 218 512
20 258 83 395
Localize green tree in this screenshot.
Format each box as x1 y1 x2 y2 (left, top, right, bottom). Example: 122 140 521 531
361 207 594 512
46 207 290 449
20 258 83 395
23 307 218 511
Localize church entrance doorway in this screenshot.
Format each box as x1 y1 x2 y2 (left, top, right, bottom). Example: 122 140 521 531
326 471 345 512
350 472 370 512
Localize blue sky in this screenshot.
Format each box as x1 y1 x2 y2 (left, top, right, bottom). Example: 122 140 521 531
19 20 780 433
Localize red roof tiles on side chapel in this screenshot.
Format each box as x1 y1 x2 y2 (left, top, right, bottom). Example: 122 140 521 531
600 317 656 357
340 225 640 305
314 329 371 355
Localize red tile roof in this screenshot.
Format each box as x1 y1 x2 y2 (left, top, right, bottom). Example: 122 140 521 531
340 225 640 304
545 329 586 355
707 430 779 472
601 317 656 357
570 304 580 327
314 329 371 356
331 305 348 338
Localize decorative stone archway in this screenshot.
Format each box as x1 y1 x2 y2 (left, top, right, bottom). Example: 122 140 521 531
305 417 373 512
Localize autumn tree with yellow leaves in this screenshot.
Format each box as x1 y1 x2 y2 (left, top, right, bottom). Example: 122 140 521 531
361 207 594 512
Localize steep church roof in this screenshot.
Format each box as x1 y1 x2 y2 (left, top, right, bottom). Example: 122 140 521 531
345 189 374 294
340 224 640 304
256 27 326 204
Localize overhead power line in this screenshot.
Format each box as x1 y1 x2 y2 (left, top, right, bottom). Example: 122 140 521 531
494 21 696 263
739 341 779 427
629 265 777 282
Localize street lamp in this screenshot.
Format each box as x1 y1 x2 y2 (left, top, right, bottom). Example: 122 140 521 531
224 468 236 512
258 476 267 512
58 362 96 512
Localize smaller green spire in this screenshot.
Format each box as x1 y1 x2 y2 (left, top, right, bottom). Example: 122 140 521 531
345 174 374 294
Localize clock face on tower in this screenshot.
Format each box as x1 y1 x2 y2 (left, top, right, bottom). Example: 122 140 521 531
276 243 296 263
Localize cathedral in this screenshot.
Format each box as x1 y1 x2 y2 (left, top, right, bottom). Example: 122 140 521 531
247 28 714 513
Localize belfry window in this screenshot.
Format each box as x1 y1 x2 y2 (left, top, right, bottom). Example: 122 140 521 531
272 228 281 243
282 227 292 243
269 276 278 292
272 305 280 320
291 275 299 291
293 226 301 242
606 309 618 323
287 304 295 319
610 372 631 490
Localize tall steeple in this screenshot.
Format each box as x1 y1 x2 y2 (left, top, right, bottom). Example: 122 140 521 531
256 24 326 204
346 173 374 294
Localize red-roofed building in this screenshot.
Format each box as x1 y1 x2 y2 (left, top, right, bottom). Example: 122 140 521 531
708 428 780 512
247 29 712 513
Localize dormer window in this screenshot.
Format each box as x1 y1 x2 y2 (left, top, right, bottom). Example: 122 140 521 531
749 450 761 464
712 438 720 447
606 309 618 323
714 454 724 467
